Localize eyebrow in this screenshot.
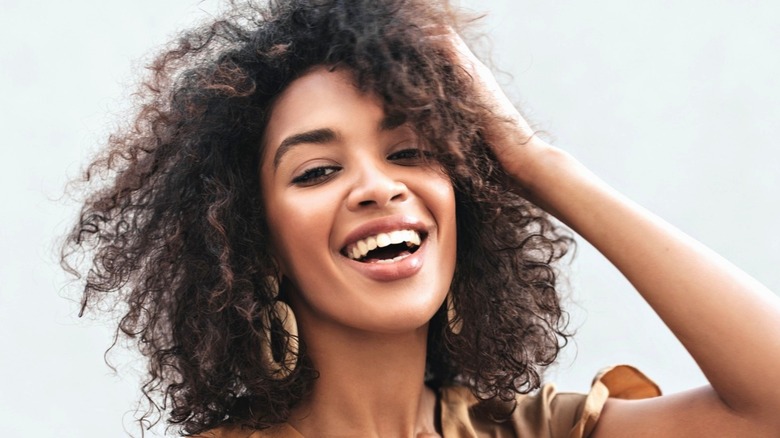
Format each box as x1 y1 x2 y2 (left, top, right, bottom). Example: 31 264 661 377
273 128 337 169
272 113 408 170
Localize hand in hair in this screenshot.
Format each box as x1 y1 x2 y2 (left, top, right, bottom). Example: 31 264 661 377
443 28 780 438
435 28 562 210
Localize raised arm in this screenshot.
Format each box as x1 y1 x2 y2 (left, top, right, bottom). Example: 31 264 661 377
447 32 780 438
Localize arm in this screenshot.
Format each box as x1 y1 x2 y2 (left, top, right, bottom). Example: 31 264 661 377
448 33 780 437
521 141 780 437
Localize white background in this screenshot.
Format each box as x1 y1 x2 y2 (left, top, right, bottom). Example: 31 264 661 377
1 0 778 436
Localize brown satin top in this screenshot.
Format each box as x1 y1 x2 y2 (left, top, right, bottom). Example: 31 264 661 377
194 365 660 438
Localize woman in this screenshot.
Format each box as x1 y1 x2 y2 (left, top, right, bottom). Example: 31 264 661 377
62 0 780 436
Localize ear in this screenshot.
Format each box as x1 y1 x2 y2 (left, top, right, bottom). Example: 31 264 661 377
269 251 297 299
270 254 289 279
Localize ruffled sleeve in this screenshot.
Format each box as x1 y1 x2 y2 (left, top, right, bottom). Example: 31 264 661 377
439 365 661 438
568 365 661 437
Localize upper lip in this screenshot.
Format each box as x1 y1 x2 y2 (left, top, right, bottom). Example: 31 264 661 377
339 215 430 254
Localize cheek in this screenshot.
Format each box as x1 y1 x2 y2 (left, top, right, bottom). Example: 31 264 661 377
264 190 337 277
423 172 457 266
428 173 457 230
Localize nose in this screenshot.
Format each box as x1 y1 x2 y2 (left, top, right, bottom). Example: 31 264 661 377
346 162 409 211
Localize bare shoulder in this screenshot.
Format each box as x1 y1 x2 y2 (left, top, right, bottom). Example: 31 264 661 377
189 423 296 438
188 426 259 438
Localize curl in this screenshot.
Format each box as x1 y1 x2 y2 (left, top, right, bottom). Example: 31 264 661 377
62 0 573 434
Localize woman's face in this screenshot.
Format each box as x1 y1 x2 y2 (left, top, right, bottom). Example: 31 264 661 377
259 66 457 335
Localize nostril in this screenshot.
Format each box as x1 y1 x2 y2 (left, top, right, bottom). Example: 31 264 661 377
390 192 406 201
346 175 410 210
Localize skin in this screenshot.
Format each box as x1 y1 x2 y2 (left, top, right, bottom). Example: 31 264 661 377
255 35 780 437
260 66 456 437
446 31 780 437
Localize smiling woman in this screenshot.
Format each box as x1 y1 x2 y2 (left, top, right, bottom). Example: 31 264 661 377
61 0 780 437
260 67 457 335
62 1 572 435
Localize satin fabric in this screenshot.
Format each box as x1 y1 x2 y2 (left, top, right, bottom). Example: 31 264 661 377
194 365 661 438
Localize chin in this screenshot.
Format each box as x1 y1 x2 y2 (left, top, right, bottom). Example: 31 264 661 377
353 292 447 334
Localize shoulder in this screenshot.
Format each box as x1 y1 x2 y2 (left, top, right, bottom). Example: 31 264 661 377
190 423 301 438
440 365 660 438
190 366 659 438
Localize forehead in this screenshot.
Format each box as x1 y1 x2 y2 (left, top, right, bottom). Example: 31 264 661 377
261 67 384 157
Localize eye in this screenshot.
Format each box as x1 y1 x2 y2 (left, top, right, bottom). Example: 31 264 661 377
291 166 340 186
387 148 432 165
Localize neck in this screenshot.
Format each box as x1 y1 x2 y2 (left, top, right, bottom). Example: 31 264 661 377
288 318 439 437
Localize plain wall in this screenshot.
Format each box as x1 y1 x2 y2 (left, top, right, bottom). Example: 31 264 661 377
1 0 778 436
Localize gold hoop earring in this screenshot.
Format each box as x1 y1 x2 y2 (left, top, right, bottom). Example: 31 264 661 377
261 276 299 379
446 292 462 335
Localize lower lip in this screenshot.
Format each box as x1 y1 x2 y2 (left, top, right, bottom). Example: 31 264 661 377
341 239 427 282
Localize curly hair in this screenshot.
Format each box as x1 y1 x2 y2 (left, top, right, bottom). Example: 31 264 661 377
61 0 573 435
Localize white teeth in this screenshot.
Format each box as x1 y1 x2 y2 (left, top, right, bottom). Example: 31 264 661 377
357 240 368 255
376 233 391 247
389 230 405 244
374 253 411 264
345 229 423 261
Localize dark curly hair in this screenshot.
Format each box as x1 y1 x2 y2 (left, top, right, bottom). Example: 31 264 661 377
61 0 573 435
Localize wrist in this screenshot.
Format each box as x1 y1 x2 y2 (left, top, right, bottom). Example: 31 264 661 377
506 136 571 194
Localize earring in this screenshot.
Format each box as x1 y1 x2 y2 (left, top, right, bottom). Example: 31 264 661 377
260 276 299 379
446 292 462 335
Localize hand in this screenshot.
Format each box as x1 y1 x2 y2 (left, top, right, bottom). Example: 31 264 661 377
425 27 570 211
431 28 556 192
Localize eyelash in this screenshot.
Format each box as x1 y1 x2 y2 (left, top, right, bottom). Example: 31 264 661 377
388 148 427 162
290 148 431 186
291 166 341 186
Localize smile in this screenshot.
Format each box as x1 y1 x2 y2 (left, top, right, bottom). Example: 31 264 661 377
342 229 425 263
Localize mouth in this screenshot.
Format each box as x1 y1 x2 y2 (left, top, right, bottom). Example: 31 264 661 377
341 229 427 264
